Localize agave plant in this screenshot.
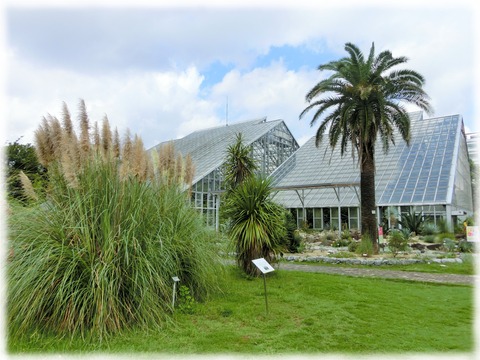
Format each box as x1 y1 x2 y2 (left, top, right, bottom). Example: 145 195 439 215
224 175 286 276
398 209 430 235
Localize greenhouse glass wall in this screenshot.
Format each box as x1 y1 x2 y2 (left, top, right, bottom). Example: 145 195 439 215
270 112 474 231
148 118 299 227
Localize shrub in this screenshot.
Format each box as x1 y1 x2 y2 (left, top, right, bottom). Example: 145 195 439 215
348 240 359 253
325 231 337 241
423 235 436 243
177 286 196 315
421 222 438 236
387 230 409 258
356 234 374 257
327 251 356 258
283 211 302 253
341 230 352 241
457 240 473 253
436 232 455 243
441 238 457 252
436 219 450 234
350 229 361 240
399 227 412 240
332 238 350 247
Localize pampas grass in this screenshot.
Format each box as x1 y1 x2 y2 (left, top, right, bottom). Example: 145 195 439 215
18 171 38 202
9 100 222 340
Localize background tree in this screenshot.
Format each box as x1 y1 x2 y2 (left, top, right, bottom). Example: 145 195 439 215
300 42 432 251
5 139 47 202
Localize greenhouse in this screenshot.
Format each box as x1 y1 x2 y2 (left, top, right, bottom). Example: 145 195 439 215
148 117 299 227
149 112 474 232
270 112 474 231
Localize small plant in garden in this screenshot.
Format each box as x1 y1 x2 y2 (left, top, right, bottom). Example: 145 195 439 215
399 227 412 240
436 232 455 243
457 240 473 253
177 286 196 315
398 210 429 236
422 222 438 236
327 251 356 258
442 238 457 252
436 219 450 234
348 240 359 253
350 229 361 240
283 211 302 253
325 231 336 241
423 235 436 243
356 234 374 257
387 230 409 258
332 238 350 247
341 230 352 241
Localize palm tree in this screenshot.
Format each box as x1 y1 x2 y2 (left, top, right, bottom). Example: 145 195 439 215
300 42 432 250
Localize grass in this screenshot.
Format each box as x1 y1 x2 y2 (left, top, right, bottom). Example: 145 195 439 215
8 266 474 355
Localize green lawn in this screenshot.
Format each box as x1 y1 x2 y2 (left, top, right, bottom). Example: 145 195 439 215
8 266 474 355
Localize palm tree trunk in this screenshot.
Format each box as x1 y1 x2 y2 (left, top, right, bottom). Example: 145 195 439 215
360 145 378 252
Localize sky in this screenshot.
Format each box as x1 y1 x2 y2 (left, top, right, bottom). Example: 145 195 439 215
2 0 479 151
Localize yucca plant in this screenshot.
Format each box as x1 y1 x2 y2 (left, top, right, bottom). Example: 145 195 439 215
224 176 286 277
223 133 257 195
8 101 223 340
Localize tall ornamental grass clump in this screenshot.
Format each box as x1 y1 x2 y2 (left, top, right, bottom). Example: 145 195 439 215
8 101 223 340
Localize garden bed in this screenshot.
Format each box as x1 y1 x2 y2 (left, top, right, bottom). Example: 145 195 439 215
282 231 470 266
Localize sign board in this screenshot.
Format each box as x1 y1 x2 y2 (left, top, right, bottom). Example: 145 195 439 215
452 210 467 216
172 276 180 282
466 226 480 242
378 226 384 244
252 258 275 274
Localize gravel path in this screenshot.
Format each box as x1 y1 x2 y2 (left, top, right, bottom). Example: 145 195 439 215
276 262 476 285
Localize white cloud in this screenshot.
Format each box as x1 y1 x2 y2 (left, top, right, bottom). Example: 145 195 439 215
210 61 319 142
5 54 225 148
4 2 478 150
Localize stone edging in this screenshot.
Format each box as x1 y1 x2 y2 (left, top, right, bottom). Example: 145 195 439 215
282 255 463 266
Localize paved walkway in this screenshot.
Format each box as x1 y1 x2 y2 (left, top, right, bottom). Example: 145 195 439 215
276 262 476 286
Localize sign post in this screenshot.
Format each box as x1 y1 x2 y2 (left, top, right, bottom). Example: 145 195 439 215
172 276 180 309
252 258 275 315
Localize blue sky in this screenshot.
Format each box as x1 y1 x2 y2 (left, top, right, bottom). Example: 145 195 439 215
2 0 479 150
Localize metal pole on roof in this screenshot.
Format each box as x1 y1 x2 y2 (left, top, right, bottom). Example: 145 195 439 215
226 96 229 126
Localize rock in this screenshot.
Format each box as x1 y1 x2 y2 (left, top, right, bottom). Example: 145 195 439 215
426 243 442 250
410 243 425 250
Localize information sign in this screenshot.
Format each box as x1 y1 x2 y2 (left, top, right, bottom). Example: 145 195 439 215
466 226 479 242
252 258 275 274
378 226 384 244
